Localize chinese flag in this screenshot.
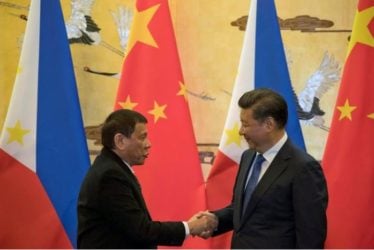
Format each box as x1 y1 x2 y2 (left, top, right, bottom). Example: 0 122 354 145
322 0 374 248
114 0 208 248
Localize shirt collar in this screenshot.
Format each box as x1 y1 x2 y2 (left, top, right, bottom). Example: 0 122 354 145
262 133 288 164
122 160 135 174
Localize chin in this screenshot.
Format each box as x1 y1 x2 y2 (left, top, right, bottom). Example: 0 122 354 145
137 159 146 165
248 144 257 151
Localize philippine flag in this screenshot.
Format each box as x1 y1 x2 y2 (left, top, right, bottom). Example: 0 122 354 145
0 0 90 248
205 0 305 247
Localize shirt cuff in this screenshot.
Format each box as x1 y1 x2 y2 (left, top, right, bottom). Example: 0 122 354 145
182 221 190 237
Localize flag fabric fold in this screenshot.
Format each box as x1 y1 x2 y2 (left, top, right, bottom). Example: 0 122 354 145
322 1 374 248
206 0 305 248
0 0 90 248
114 0 208 248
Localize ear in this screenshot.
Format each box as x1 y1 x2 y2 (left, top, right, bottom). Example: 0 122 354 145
113 133 129 150
264 117 276 131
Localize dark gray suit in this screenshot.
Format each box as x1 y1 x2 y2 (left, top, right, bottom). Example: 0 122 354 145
77 147 185 249
214 139 328 248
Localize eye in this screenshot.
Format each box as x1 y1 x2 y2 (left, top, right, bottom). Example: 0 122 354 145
139 134 147 140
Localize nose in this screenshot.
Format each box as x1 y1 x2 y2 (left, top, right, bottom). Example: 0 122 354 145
145 138 151 149
239 125 245 135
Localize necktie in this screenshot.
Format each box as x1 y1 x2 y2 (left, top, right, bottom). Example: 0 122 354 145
242 154 265 216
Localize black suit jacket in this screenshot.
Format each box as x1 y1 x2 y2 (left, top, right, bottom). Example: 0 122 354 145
77 147 185 249
214 139 328 249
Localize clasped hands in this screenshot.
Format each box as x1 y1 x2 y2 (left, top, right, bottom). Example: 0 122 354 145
187 211 218 239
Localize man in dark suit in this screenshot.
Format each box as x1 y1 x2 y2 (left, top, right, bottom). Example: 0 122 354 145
201 88 328 248
77 109 215 249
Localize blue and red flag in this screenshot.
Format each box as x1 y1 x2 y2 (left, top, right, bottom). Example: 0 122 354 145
206 0 305 247
0 0 89 248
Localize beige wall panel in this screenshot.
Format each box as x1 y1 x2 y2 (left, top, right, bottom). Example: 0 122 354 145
0 0 357 172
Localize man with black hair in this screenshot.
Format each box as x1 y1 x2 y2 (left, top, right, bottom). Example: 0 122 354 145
77 109 215 248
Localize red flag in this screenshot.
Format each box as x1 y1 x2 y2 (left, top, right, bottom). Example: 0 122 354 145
322 1 374 248
114 0 208 248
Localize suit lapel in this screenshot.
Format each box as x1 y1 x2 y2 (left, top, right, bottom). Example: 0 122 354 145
234 150 256 226
102 147 152 220
119 167 152 220
240 140 292 227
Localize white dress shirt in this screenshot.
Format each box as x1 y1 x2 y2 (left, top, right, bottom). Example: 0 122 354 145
245 133 288 188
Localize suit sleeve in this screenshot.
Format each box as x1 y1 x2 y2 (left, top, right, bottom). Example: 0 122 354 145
293 160 328 248
212 151 251 236
98 169 185 246
213 204 234 235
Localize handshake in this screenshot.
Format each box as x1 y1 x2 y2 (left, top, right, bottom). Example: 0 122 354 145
187 211 218 239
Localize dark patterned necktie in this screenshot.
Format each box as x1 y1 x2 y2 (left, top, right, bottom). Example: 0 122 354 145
242 154 265 216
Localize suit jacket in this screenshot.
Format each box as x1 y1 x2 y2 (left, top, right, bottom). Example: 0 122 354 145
77 147 185 249
214 139 328 249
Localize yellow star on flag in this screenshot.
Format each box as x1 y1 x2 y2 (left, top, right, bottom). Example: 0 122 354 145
16 65 23 75
118 96 138 110
347 6 374 55
177 81 188 101
337 99 357 120
6 120 31 145
225 122 242 146
148 101 167 123
126 4 160 54
368 113 374 119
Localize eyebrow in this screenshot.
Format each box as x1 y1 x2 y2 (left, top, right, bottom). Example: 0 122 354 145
140 131 148 137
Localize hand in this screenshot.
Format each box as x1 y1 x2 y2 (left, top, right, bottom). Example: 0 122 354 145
187 211 218 238
197 211 218 239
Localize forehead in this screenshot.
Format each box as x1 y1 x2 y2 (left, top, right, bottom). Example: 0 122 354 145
240 108 254 121
133 122 148 135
